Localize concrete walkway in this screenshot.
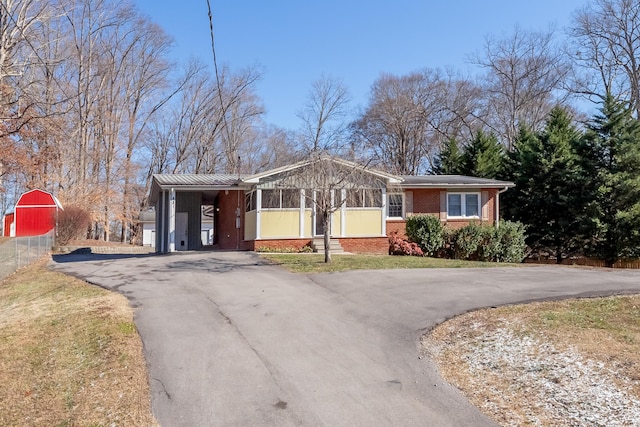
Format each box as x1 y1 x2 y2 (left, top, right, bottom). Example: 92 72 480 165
50 252 640 426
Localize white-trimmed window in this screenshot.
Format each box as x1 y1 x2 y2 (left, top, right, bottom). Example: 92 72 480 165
387 193 403 218
447 193 480 218
346 188 382 208
245 191 257 212
261 189 300 209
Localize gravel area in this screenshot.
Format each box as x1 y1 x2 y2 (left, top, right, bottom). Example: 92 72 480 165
427 319 640 426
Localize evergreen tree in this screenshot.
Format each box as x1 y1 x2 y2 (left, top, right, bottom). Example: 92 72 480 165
460 130 504 178
578 95 640 266
433 138 464 174
506 107 582 262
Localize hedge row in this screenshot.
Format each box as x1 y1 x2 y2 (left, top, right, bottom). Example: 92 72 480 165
401 215 526 263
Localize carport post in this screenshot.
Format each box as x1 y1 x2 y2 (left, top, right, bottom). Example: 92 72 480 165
169 187 176 252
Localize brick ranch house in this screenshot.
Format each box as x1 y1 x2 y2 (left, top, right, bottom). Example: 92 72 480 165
149 157 514 254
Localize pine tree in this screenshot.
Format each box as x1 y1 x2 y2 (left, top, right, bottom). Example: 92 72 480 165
461 130 504 178
505 108 583 262
578 95 640 266
433 138 463 174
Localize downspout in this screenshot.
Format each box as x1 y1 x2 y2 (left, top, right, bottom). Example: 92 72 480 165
496 187 509 228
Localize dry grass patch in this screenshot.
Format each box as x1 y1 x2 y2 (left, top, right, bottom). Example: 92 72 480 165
0 259 156 426
426 295 640 426
262 253 509 273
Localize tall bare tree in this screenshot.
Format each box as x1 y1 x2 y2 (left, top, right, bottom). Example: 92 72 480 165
298 74 351 154
351 71 443 175
473 26 570 150
570 0 640 117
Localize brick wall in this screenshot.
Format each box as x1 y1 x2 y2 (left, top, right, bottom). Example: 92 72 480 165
338 237 388 254
216 190 250 250
411 189 440 215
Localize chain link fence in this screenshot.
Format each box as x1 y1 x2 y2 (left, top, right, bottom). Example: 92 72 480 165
0 231 55 281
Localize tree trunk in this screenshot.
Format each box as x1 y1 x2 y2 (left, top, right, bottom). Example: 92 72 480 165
323 213 331 263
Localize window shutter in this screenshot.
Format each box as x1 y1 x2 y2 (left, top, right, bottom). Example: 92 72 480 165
440 191 447 220
481 191 489 221
405 191 413 216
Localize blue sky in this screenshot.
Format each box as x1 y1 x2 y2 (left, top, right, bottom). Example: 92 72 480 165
134 0 589 131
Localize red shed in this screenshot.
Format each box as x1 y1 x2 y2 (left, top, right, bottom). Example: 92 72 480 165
12 189 63 236
3 212 14 237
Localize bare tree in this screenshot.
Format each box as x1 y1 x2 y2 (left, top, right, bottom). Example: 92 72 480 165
298 74 351 154
570 0 640 117
472 26 570 149
350 71 441 175
276 154 386 263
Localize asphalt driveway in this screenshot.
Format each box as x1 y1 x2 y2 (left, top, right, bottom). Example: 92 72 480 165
50 252 640 426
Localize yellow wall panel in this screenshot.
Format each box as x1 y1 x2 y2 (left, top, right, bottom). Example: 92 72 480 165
345 209 382 236
261 210 301 238
244 210 257 240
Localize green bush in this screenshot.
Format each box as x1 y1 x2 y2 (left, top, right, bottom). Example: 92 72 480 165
452 222 484 260
492 220 527 263
447 220 527 262
405 215 445 256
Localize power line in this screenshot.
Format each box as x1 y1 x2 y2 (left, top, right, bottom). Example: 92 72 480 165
205 0 234 171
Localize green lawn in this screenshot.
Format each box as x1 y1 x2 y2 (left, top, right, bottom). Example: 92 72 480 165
261 253 513 273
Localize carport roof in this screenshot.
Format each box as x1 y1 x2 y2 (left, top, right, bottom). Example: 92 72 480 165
153 174 243 187
149 174 247 204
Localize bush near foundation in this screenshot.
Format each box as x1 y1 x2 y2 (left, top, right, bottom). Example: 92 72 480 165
388 232 424 256
449 221 527 263
405 214 445 257
403 215 526 263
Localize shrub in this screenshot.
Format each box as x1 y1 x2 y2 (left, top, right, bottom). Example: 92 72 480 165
447 221 527 262
492 220 527 263
405 215 445 256
56 205 91 245
451 222 485 260
388 232 424 256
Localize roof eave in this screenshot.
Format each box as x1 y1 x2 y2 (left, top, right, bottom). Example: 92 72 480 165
400 183 515 189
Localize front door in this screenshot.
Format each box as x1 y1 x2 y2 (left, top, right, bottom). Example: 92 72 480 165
176 212 188 251
314 205 324 236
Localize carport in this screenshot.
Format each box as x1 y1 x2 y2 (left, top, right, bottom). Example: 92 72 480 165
149 174 249 252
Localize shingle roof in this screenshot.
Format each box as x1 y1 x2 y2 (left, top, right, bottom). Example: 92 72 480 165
400 175 514 188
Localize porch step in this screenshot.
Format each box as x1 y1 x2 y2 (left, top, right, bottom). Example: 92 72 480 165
311 238 344 254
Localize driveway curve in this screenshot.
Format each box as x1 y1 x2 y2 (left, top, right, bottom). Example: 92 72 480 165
50 252 640 426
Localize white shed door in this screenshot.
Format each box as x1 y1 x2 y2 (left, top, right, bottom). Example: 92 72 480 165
176 212 188 251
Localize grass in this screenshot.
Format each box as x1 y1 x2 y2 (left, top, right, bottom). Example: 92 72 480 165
0 259 156 426
261 253 512 273
429 294 640 425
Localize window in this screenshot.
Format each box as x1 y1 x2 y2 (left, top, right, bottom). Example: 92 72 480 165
261 190 280 208
447 193 480 218
281 189 300 209
346 188 383 208
387 194 403 218
364 189 382 207
260 189 300 209
245 191 256 212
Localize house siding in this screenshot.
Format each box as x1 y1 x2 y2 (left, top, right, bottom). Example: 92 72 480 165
344 209 382 236
387 188 500 237
261 210 301 238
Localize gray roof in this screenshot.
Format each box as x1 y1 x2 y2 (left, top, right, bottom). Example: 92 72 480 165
153 174 242 187
400 175 514 188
